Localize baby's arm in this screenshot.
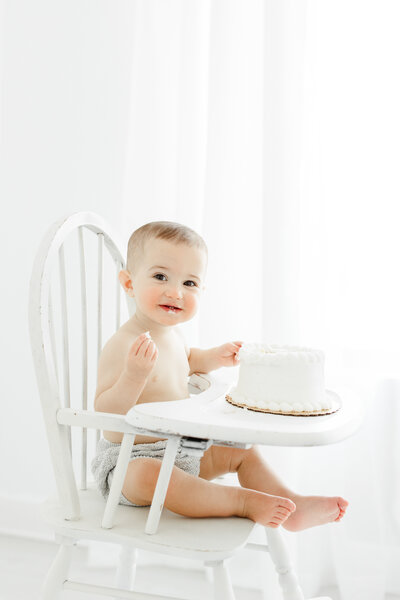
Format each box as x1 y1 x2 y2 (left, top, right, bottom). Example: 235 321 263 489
188 341 243 375
95 332 158 415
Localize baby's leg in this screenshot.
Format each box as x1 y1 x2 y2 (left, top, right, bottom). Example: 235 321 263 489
200 445 348 531
121 457 295 528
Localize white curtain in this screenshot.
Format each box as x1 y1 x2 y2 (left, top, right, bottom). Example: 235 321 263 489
120 1 400 598
0 0 4 143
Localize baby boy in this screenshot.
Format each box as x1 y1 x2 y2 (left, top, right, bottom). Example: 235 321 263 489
92 221 348 530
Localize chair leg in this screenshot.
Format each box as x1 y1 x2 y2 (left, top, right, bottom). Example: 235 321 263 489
265 528 305 600
115 546 137 593
102 432 136 529
207 560 236 600
145 436 180 534
41 538 74 600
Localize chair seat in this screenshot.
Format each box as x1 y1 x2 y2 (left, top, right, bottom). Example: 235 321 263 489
42 483 257 561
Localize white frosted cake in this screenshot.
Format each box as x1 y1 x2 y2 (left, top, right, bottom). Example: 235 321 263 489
226 343 333 415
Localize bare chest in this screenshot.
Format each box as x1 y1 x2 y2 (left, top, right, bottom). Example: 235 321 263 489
104 332 190 444
138 339 190 405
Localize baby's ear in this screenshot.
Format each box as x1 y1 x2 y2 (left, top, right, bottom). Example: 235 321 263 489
119 269 134 296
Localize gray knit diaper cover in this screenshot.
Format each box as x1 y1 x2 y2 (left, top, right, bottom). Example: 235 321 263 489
91 437 201 507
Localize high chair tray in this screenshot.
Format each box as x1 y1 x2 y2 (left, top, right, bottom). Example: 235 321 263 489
126 385 364 447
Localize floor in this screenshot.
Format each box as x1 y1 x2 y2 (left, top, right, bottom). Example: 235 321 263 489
1 534 400 600
0 534 264 600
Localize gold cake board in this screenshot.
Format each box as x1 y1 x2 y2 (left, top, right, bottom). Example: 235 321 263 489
225 390 341 417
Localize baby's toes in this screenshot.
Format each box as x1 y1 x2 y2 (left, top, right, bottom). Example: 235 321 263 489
267 521 281 529
334 505 347 522
275 507 293 521
279 498 296 513
335 513 344 522
336 499 348 517
271 506 292 525
268 514 287 528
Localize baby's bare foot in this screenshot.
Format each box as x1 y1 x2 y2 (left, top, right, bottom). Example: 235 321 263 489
242 489 296 528
282 494 349 532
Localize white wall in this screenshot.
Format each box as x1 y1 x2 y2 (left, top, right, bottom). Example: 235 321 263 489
0 0 136 502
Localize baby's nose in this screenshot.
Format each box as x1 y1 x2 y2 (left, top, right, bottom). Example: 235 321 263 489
166 286 183 299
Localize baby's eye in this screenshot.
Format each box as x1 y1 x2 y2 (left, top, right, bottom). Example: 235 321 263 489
184 280 197 287
153 273 167 281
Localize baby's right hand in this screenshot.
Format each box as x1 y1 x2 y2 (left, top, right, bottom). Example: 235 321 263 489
124 332 158 383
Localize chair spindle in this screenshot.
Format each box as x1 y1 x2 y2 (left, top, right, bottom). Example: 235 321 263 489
78 227 88 490
97 234 103 364
115 262 121 331
59 245 72 453
96 234 104 447
48 286 59 386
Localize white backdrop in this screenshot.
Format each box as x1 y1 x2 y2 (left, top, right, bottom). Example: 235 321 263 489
0 0 137 524
1 1 400 599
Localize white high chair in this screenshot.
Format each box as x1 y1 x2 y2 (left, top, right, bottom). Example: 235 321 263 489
29 212 335 600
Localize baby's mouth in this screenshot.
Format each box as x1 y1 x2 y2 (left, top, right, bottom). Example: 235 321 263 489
160 304 182 313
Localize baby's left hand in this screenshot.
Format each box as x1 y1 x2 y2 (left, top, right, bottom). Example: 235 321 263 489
215 341 243 368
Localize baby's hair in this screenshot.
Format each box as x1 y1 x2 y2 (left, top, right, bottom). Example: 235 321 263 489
126 221 208 273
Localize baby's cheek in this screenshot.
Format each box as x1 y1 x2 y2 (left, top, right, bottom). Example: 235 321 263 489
184 293 198 314
143 288 161 307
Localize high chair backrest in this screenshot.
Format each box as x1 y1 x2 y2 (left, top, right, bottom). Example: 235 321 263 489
29 212 133 519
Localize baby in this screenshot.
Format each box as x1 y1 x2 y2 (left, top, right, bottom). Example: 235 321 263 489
92 221 348 530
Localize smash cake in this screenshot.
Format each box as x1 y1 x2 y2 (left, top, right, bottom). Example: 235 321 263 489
226 343 339 416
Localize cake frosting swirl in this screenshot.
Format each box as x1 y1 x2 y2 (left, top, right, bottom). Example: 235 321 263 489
228 343 332 414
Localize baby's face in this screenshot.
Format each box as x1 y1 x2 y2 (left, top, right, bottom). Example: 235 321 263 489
128 238 207 327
